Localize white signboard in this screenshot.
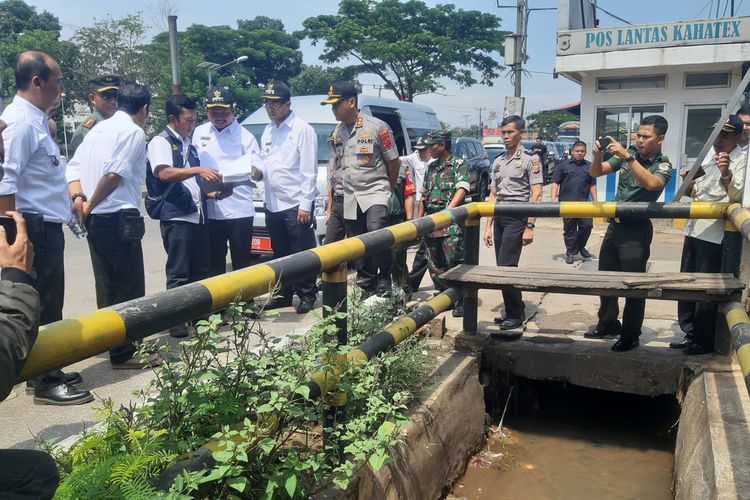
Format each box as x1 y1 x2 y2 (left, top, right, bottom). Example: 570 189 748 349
557 16 750 56
504 97 524 117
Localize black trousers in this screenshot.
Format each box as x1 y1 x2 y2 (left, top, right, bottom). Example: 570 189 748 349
345 204 392 290
562 217 593 256
389 215 409 290
86 212 144 363
678 235 722 349
493 216 527 319
160 220 210 290
267 206 318 300
324 199 346 244
0 449 59 499
26 221 66 388
208 217 254 276
408 241 429 292
597 221 653 339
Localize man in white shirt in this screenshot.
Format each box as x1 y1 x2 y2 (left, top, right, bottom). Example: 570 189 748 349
0 51 92 405
402 135 432 293
675 116 746 355
256 82 318 314
146 95 224 338
66 83 160 370
194 87 263 276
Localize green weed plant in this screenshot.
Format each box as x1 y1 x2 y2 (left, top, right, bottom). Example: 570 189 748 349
48 291 433 499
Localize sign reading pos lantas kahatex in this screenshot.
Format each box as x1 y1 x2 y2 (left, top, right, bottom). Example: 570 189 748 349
557 16 750 55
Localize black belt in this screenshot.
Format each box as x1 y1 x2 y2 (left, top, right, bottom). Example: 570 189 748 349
333 195 344 203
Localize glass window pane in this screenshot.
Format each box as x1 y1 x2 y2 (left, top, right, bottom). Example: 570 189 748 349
597 75 666 91
595 107 629 146
630 106 665 146
684 107 723 159
685 72 730 88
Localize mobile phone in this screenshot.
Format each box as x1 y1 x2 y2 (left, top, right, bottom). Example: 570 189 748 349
597 137 612 151
0 215 17 245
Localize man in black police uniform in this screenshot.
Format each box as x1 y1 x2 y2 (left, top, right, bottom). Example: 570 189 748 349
587 115 672 352
69 75 121 156
484 115 543 332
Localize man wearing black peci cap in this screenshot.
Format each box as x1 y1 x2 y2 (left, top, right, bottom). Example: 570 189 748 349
672 115 746 355
255 81 319 313
194 86 264 278
69 74 121 156
322 81 401 297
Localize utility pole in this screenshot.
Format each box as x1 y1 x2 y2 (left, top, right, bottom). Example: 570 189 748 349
370 84 388 98
514 0 526 98
476 107 486 139
462 114 471 129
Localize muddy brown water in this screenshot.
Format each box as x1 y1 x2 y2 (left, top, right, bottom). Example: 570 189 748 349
452 381 677 500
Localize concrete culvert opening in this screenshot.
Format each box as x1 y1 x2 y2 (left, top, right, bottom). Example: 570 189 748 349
452 375 679 499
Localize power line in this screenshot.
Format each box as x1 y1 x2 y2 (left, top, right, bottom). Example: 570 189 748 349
592 1 633 25
695 0 713 18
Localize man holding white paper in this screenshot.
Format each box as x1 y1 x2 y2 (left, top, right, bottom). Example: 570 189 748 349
193 86 263 276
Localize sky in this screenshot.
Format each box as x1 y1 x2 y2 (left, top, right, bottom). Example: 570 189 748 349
25 0 750 127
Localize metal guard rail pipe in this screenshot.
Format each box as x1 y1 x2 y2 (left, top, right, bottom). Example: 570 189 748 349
723 302 750 397
18 201 729 381
726 203 750 242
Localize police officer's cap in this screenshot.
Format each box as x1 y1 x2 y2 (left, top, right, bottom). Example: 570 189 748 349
713 115 744 135
90 75 121 93
414 134 430 150
264 81 291 101
424 130 452 145
206 86 235 108
321 81 358 106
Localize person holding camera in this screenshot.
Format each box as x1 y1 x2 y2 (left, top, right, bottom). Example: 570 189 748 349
66 83 161 369
587 115 672 352
0 211 60 499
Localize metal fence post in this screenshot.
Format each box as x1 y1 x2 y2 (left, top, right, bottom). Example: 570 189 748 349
463 216 481 335
322 264 348 345
717 222 743 355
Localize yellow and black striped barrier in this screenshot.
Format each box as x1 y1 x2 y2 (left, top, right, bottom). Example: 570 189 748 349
723 302 750 397
17 201 732 381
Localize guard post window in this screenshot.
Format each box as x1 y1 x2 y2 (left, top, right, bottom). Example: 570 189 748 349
596 75 667 92
595 105 665 149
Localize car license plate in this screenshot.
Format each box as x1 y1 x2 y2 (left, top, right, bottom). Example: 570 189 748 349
251 237 272 252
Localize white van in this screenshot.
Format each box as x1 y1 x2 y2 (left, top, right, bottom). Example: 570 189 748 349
241 94 440 255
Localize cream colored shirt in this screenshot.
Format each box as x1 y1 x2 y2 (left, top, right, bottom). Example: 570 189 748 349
684 146 746 244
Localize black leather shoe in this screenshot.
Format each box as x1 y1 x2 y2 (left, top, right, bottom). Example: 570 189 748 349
500 318 524 330
33 383 94 406
452 301 464 317
169 323 191 338
296 298 316 314
584 323 622 339
611 338 639 352
361 288 377 300
493 315 507 324
669 338 694 349
26 371 82 395
579 248 593 259
264 296 293 310
685 344 713 355
376 279 392 297
565 254 575 264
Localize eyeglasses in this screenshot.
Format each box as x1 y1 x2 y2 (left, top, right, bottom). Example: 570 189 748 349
264 100 289 109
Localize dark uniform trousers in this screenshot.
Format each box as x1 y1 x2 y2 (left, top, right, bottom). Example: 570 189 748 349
562 217 593 256
325 197 346 243
493 216 527 319
389 214 409 289
677 235 722 349
26 221 67 388
597 220 653 338
87 212 144 363
345 204 391 290
267 206 318 301
408 241 429 292
0 449 59 499
208 217 254 276
160 220 210 290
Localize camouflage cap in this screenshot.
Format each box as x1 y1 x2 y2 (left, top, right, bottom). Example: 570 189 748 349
424 129 451 145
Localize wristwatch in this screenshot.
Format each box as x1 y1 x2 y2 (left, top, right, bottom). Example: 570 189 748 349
526 222 535 229
71 192 87 203
624 154 636 163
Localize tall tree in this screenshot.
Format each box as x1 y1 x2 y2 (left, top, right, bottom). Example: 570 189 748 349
301 0 508 101
525 111 578 140
288 65 361 96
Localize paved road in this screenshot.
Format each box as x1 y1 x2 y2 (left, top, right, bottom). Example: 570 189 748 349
0 191 691 449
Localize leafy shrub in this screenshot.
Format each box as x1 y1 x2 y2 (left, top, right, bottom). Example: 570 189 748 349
49 293 433 499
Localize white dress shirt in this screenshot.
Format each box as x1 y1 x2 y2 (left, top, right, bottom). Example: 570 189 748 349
684 145 747 244
193 119 262 220
0 95 70 223
147 127 201 223
259 111 318 213
65 110 146 215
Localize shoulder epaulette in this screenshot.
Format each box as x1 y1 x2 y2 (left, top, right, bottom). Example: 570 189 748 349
81 117 97 129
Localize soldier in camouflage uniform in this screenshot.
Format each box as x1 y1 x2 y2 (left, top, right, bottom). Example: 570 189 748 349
419 130 470 316
69 75 121 156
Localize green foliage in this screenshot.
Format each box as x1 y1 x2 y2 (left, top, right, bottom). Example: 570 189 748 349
526 110 578 141
288 64 362 97
301 0 509 101
51 294 433 499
